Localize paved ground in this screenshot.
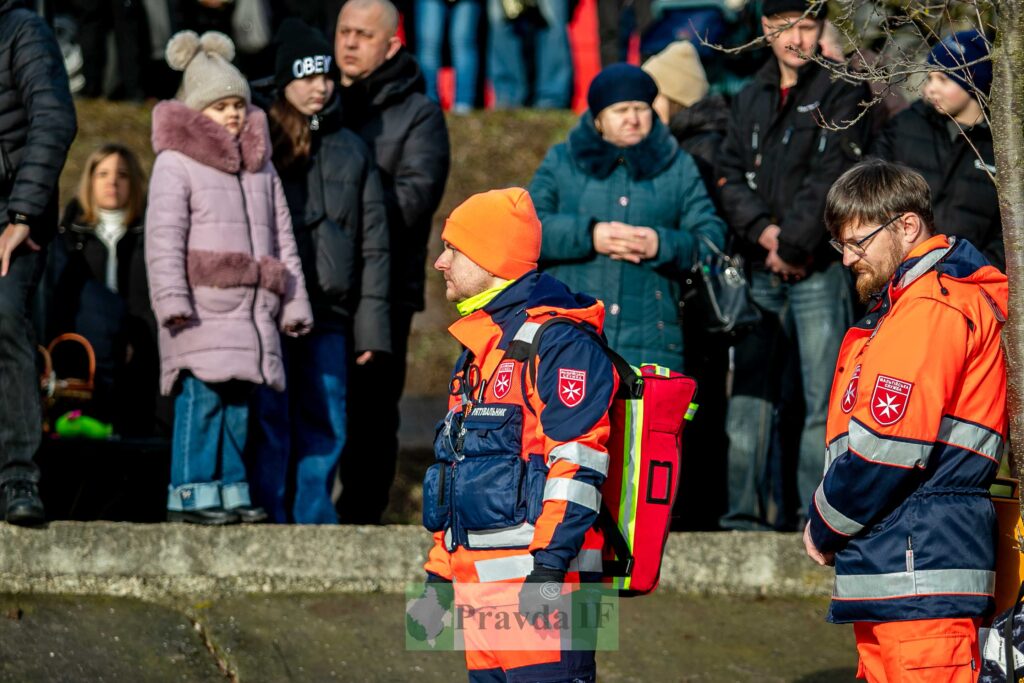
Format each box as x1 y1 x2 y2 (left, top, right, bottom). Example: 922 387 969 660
0 593 856 682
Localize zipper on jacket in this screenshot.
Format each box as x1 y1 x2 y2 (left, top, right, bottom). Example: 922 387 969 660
751 124 761 168
905 536 914 573
781 126 793 146
236 173 267 385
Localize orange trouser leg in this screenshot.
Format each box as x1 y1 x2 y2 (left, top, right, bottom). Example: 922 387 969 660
853 618 981 683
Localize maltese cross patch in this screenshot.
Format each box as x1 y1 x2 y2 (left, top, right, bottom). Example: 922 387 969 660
558 368 586 408
869 374 913 426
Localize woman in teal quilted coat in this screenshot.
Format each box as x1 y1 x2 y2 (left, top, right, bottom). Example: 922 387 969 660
528 64 726 371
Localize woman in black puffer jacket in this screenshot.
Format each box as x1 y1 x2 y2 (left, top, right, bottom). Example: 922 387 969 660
247 18 391 525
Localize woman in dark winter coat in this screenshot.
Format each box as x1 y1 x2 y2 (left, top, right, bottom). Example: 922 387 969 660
248 18 391 524
644 41 731 530
528 63 726 372
41 143 165 437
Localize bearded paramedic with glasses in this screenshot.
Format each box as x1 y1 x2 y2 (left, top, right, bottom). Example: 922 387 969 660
804 159 1008 682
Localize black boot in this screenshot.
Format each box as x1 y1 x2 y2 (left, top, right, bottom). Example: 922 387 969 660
2 480 45 526
167 508 240 525
229 506 268 523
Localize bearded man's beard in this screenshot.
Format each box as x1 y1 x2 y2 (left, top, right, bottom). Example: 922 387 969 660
853 241 903 303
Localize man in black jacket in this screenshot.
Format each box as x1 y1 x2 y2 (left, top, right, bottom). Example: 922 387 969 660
333 0 450 524
714 0 868 531
870 30 1002 270
0 0 77 525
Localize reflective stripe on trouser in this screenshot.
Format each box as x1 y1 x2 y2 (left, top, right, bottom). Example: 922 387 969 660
853 617 980 682
474 549 603 583
834 569 995 600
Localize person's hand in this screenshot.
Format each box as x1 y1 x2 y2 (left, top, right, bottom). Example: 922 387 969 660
803 522 834 566
765 249 806 281
593 221 635 258
594 222 658 263
164 314 192 330
610 226 658 262
355 351 374 365
284 320 312 337
518 566 567 629
0 224 39 277
758 224 782 252
197 0 226 8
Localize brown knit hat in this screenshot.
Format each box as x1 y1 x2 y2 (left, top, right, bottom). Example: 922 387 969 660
166 30 251 111
642 41 709 108
441 188 541 281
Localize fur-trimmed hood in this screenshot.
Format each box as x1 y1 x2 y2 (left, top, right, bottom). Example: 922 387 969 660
151 99 270 173
566 112 679 181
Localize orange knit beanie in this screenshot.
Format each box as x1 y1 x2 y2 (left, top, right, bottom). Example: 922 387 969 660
441 188 542 280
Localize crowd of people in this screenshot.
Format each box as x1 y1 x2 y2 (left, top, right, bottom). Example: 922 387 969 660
0 0 1005 538
52 0 776 107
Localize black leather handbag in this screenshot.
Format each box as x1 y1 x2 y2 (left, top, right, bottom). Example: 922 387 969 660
684 235 762 336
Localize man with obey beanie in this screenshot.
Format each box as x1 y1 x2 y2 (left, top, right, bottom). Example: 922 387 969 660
423 188 616 682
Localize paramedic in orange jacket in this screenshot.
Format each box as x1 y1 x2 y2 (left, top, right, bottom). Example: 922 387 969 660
422 187 618 682
804 160 1008 682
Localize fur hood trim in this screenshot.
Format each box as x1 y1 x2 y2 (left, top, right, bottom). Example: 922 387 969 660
151 100 270 173
567 112 678 181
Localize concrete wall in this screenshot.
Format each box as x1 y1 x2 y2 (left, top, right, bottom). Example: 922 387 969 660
0 523 833 599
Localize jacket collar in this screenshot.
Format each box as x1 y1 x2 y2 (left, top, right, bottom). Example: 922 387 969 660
567 112 678 180
151 100 271 174
912 99 992 138
668 94 730 141
310 92 344 136
448 271 604 359
754 53 824 88
857 234 1001 329
340 48 425 120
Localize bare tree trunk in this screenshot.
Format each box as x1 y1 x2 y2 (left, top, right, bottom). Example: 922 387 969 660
990 1 1024 509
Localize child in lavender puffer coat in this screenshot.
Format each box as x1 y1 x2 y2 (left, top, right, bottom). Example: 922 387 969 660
145 30 313 525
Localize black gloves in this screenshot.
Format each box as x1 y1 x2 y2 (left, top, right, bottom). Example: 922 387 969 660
518 565 567 629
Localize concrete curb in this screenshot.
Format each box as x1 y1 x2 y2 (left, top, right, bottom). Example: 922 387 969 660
0 522 833 599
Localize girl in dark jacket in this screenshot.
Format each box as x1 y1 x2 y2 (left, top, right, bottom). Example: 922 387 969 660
41 143 165 437
248 18 391 524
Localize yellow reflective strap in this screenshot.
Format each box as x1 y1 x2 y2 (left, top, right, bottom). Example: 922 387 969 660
685 402 699 421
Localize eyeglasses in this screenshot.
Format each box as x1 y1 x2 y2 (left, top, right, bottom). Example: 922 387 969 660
829 215 902 256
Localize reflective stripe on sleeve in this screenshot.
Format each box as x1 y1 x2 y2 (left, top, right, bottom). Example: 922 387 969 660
824 434 849 472
814 482 864 536
466 522 535 548
548 442 610 477
568 549 603 574
513 322 541 343
848 420 932 468
937 416 1004 462
544 478 602 512
834 568 995 600
474 554 534 582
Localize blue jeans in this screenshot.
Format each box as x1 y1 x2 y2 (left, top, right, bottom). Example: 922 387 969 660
416 0 482 109
486 0 571 108
169 374 253 511
248 330 348 524
720 263 852 530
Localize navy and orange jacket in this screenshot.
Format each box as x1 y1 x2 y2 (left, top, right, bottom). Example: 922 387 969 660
808 235 1008 624
423 271 618 582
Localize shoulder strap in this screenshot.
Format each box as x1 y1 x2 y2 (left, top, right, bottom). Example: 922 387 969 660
524 316 642 401
519 316 640 580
